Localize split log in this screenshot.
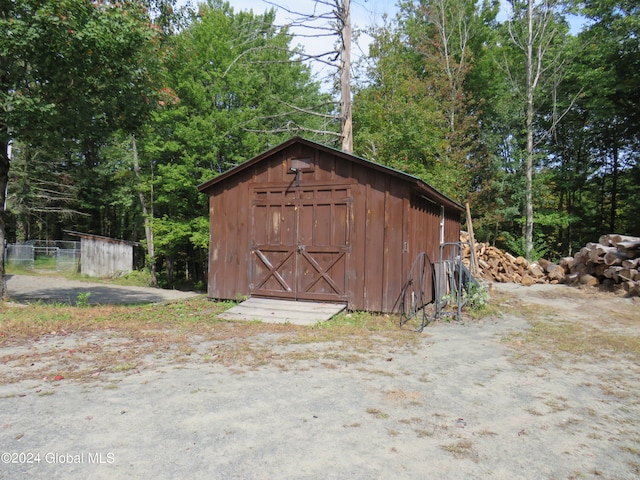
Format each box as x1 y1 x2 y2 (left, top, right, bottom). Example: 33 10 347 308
515 256 529 267
603 266 622 281
603 251 629 266
608 234 640 246
537 258 552 270
588 244 616 263
559 257 574 272
565 272 580 285
599 234 640 246
618 268 638 282
593 264 608 278
616 240 640 256
538 258 562 275
528 263 546 278
572 262 588 275
621 281 639 295
547 267 565 283
579 274 599 286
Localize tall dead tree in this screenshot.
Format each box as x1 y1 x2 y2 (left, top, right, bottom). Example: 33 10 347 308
339 0 352 152
506 0 569 260
266 0 354 152
524 0 538 262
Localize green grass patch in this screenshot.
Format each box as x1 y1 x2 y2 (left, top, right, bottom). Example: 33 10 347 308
112 362 138 372
0 297 228 341
34 256 57 270
440 439 476 459
6 266 170 290
497 290 640 364
518 320 640 362
0 293 421 380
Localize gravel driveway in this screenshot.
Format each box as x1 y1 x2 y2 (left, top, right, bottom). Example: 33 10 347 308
5 274 200 305
1 281 639 479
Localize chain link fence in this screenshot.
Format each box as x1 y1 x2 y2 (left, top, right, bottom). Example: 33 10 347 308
6 244 35 269
6 240 80 272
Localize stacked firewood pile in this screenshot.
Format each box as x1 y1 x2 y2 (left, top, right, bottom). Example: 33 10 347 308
562 234 640 296
460 232 640 296
460 232 563 286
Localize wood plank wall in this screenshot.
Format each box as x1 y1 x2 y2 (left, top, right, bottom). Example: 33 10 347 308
205 144 461 312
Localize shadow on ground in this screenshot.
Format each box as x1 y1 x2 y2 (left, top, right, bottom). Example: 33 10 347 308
5 274 200 305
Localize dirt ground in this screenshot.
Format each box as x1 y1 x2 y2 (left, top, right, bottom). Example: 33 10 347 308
1 280 639 479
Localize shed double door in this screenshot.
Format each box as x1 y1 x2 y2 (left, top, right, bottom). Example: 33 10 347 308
250 184 352 302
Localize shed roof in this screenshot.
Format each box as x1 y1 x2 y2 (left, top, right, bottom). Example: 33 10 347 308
197 137 464 213
64 230 141 247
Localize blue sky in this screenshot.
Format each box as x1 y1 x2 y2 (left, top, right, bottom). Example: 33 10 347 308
175 0 397 81
175 1 587 81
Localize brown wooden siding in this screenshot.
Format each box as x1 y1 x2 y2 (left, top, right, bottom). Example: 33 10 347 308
383 181 407 312
444 209 461 246
202 139 462 313
406 195 440 305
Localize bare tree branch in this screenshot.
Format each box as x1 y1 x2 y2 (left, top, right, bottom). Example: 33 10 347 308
271 97 339 118
245 0 353 150
243 124 341 137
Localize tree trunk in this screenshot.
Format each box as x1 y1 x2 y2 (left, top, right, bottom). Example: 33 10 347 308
0 139 8 299
166 254 174 287
131 136 158 287
609 132 618 233
524 0 535 261
340 0 352 153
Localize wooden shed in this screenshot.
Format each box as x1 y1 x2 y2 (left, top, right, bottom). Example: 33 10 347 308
197 137 463 313
66 231 138 278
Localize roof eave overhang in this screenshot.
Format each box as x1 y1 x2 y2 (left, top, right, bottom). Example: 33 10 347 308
197 137 303 193
412 180 465 214
197 136 464 214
